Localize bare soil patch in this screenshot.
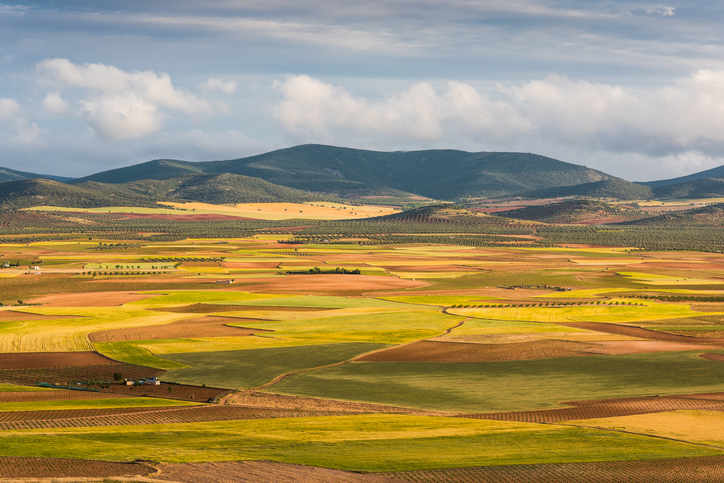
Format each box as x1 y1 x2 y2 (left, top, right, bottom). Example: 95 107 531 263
0 352 118 370
150 304 335 314
583 340 714 355
558 322 724 346
249 274 427 291
463 394 724 423
0 310 79 321
181 261 222 267
224 391 449 416
384 456 724 483
356 340 595 362
27 291 161 307
700 353 724 362
153 461 398 483
89 316 272 343
0 456 154 479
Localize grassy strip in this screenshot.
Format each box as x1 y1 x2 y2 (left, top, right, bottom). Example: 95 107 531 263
267 352 724 413
160 342 390 389
94 341 189 370
0 397 197 412
0 415 716 470
0 384 49 392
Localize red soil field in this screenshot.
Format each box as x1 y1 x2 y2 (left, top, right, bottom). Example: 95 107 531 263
356 340 595 363
0 456 153 479
558 322 724 346
0 310 79 321
583 340 714 355
461 394 724 423
150 304 335 313
0 352 118 370
27 291 162 307
89 315 272 342
153 461 397 483
248 274 428 291
700 353 724 362
0 405 352 431
384 456 724 483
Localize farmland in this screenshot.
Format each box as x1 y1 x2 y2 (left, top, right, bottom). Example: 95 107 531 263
2 203 724 480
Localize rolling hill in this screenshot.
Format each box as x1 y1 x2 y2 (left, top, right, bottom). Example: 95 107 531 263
517 178 653 200
652 178 724 199
70 144 618 200
0 167 72 184
497 199 646 224
639 165 724 188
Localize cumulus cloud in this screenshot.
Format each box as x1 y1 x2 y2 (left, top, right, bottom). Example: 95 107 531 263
43 92 69 114
272 72 724 160
36 58 212 141
0 98 42 146
273 75 531 142
202 78 238 94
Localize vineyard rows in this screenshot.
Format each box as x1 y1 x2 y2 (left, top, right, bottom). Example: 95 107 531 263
385 456 724 483
0 405 352 431
460 395 724 423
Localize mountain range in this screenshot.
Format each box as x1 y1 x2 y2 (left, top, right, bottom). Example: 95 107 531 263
3 144 724 208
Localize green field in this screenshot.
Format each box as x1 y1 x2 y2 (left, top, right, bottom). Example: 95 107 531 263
266 352 724 413
160 342 389 389
0 415 716 470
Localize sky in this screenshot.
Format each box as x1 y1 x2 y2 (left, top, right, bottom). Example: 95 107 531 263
2 1 724 181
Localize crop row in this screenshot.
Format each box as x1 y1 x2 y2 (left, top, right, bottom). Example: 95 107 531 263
461 395 724 423
385 456 724 483
0 405 351 431
0 456 152 479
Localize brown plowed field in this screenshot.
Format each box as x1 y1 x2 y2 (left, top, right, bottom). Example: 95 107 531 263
0 456 154 479
356 340 595 362
700 353 724 362
224 391 451 416
89 316 272 342
0 405 352 431
0 310 79 321
384 456 724 483
0 390 132 402
583 340 714 355
153 461 399 483
0 351 118 369
249 274 428 291
558 322 724 346
461 394 724 423
256 290 375 296
150 304 336 313
0 405 189 422
0 362 162 388
27 291 161 307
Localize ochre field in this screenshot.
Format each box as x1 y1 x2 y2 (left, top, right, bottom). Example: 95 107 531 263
2 218 724 480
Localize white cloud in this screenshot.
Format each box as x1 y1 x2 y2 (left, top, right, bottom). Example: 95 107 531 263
203 78 238 94
35 58 213 141
273 72 724 160
0 4 28 15
80 95 162 142
273 75 531 143
0 98 42 146
43 92 69 115
646 5 676 16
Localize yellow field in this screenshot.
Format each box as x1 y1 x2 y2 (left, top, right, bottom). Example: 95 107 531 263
160 201 399 220
619 271 723 285
572 410 724 446
449 302 711 323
